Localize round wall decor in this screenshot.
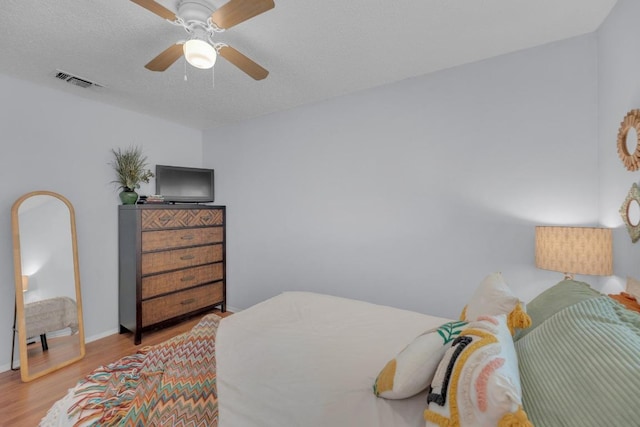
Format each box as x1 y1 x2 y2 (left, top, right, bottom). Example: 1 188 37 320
620 182 640 243
617 109 640 171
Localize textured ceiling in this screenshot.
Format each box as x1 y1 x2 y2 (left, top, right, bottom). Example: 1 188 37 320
0 0 617 130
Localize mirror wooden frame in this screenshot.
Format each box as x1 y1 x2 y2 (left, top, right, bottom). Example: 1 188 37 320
620 183 640 244
11 191 85 382
616 109 640 171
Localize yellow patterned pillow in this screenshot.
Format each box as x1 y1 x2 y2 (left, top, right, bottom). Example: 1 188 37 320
424 315 532 427
374 320 468 400
461 272 531 335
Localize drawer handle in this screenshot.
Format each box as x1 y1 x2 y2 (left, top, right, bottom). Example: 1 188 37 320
180 255 195 260
181 235 195 240
159 215 172 222
181 298 195 305
181 275 196 282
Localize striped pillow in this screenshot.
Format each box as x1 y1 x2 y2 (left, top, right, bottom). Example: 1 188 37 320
515 296 640 427
514 279 601 341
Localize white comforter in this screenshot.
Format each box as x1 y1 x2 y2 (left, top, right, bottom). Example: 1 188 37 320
216 292 451 427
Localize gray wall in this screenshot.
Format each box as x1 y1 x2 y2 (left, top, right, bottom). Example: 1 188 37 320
0 75 204 371
203 34 601 319
597 0 640 291
4 7 636 371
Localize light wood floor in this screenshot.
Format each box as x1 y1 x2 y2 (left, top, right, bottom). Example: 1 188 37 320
0 309 231 427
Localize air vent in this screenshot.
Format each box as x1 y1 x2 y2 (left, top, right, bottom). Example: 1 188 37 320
54 71 72 80
53 69 104 89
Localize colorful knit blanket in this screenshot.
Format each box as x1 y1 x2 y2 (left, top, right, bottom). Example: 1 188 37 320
40 314 220 427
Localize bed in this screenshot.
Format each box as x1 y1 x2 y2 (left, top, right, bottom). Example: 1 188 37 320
40 275 640 427
216 291 451 427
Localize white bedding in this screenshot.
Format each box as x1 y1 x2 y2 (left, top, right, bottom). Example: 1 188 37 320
217 292 452 427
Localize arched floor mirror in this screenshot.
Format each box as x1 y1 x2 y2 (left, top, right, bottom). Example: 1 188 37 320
11 191 85 382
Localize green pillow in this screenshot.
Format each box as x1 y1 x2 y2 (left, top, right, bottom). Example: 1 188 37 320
514 279 601 341
515 296 640 427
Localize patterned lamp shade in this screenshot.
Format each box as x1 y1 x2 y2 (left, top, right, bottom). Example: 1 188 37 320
535 226 613 278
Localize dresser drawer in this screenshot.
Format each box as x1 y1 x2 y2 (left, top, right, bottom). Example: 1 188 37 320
141 282 223 327
141 244 223 275
142 227 223 252
142 263 224 299
142 209 224 230
119 205 226 344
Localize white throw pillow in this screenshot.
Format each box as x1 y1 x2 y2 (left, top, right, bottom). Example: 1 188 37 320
626 276 640 301
374 320 468 399
461 272 530 335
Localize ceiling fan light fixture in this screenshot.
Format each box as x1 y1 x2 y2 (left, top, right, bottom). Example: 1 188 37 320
183 39 217 69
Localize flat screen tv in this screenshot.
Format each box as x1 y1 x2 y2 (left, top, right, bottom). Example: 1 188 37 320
155 165 214 203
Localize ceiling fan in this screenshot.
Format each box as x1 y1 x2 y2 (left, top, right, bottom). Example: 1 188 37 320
131 0 274 80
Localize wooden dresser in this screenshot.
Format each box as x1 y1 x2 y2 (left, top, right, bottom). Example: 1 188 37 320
118 204 226 344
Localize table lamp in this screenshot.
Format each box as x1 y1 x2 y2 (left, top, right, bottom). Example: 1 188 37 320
535 226 613 280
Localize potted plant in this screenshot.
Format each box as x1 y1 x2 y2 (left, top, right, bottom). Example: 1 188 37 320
110 146 154 205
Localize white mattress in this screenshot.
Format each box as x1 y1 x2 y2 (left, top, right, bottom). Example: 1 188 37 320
216 292 451 427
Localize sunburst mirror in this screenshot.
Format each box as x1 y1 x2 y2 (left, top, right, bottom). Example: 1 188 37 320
620 183 640 243
617 109 640 171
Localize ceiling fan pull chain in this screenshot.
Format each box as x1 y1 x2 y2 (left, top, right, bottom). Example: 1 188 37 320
184 57 188 81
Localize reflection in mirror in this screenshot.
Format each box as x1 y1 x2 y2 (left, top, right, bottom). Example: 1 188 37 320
620 182 640 244
12 191 85 382
628 199 640 227
627 127 639 157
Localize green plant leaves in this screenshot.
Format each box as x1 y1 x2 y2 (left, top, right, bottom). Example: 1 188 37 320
436 320 468 344
110 145 154 191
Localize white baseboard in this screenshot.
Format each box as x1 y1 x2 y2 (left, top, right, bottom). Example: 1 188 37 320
226 305 242 313
86 328 119 343
0 329 118 373
0 315 238 374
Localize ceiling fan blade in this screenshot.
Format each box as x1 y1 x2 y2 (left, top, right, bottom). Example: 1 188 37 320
211 0 274 29
145 44 184 71
218 45 269 80
130 0 176 21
